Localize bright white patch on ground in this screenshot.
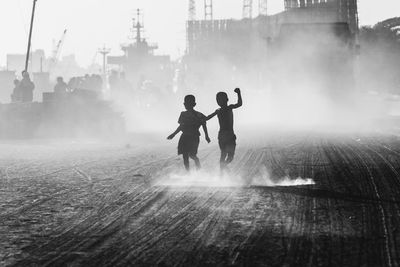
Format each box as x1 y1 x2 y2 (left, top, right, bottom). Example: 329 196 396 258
156 170 243 187
251 175 315 187
252 165 315 187
156 167 315 188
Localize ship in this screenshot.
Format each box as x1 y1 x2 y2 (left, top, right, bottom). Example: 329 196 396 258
107 9 174 99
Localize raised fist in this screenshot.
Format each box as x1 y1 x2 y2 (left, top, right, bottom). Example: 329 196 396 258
234 88 241 94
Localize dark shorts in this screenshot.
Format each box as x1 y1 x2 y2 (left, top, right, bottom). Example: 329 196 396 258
178 134 200 156
218 131 236 154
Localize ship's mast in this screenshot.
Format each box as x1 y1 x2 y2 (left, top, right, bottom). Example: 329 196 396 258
25 0 38 72
135 9 143 44
98 45 110 79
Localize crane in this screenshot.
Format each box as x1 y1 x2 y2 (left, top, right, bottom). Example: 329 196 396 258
51 29 67 65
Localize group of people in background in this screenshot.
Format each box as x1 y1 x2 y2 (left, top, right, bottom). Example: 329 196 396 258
53 74 103 95
9 70 168 108
11 73 104 103
66 74 103 92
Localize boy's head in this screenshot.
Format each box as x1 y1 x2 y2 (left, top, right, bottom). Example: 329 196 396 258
22 71 29 79
216 92 228 107
184 95 196 110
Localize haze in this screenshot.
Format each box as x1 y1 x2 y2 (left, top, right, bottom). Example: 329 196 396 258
0 0 398 68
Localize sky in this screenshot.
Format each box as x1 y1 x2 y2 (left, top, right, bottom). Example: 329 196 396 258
0 0 398 68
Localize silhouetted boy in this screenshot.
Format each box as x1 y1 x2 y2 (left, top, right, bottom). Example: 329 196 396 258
207 88 242 171
168 95 210 171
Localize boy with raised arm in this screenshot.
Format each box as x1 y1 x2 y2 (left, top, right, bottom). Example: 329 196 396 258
168 95 211 171
207 88 242 171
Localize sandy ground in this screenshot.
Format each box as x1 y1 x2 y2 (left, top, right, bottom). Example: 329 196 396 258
1 132 400 266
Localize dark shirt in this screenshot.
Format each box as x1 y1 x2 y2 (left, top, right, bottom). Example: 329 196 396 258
54 82 68 94
20 78 34 92
217 105 234 133
20 78 35 102
178 110 206 136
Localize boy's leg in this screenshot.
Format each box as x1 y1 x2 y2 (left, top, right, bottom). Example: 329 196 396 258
226 144 236 164
189 154 201 170
226 152 235 164
183 154 190 171
225 136 236 165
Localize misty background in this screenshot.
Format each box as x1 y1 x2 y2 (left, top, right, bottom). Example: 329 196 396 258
0 0 398 68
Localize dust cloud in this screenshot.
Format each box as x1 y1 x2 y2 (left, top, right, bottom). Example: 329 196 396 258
111 22 400 137
251 165 315 187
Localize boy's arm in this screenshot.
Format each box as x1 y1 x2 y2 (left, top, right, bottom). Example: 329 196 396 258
231 88 242 109
202 123 211 143
167 125 182 140
206 110 218 121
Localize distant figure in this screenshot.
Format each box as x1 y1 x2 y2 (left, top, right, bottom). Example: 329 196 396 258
11 79 21 102
54 77 68 95
207 88 242 171
168 95 211 171
20 71 35 103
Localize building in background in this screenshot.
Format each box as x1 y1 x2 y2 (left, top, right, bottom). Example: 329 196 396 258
7 49 47 74
283 0 358 33
183 0 358 97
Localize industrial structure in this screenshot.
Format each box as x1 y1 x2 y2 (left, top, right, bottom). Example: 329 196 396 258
283 0 358 32
108 9 173 93
183 0 359 95
186 0 358 54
